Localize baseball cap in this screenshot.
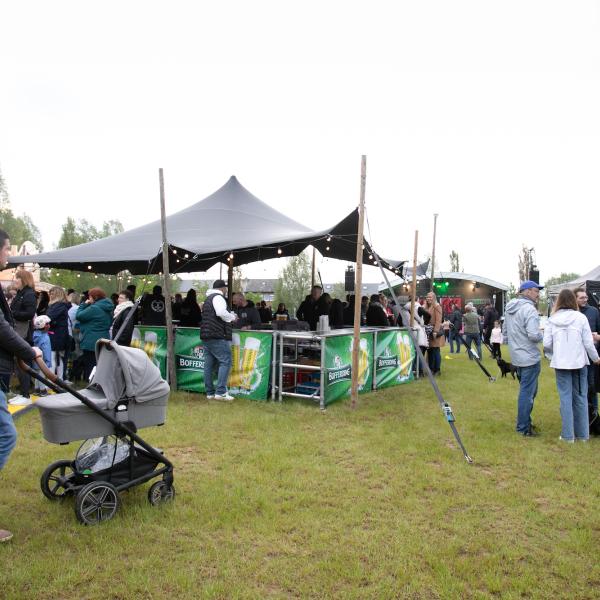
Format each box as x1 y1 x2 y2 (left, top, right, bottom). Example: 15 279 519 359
213 279 227 289
519 280 544 292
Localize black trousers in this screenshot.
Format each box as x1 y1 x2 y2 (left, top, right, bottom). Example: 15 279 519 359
492 343 502 359
82 350 97 381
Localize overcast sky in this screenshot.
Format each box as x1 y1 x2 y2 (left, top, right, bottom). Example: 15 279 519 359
1 1 598 287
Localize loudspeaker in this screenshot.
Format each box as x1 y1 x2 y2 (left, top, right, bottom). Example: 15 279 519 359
345 267 355 292
528 269 539 284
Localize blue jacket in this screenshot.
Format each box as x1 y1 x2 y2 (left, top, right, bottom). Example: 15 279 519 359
502 296 543 367
32 330 52 368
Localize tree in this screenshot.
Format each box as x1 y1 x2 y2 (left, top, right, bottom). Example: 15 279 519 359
273 252 312 314
449 250 460 272
330 282 347 300
544 273 580 288
0 165 43 251
518 245 534 283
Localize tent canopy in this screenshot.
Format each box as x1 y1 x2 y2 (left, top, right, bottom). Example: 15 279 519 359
8 176 404 276
547 264 600 296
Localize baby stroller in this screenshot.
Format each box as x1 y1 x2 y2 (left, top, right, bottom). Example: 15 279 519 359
20 339 174 525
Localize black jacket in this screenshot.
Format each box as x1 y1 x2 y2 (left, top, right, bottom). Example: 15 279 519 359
141 293 166 326
581 304 600 346
0 289 36 374
200 293 233 341
179 299 202 328
297 297 328 330
10 285 36 342
448 308 462 330
47 301 71 351
111 306 137 346
366 302 389 327
234 304 261 329
483 307 499 332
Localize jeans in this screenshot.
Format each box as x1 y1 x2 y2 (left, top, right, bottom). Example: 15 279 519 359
203 339 232 396
0 391 17 470
449 330 461 353
516 362 541 433
464 333 482 360
427 347 441 374
556 367 589 441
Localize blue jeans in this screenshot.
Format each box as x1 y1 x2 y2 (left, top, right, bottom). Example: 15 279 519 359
203 339 232 396
464 333 482 360
0 391 17 470
516 362 541 434
449 330 461 353
555 367 589 441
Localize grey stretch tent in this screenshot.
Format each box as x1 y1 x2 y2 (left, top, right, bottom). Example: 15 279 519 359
547 264 600 308
8 176 404 276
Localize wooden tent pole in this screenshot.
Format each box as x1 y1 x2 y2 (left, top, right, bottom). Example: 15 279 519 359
311 246 316 288
410 230 418 328
351 155 367 409
430 213 439 291
227 257 233 305
159 168 177 391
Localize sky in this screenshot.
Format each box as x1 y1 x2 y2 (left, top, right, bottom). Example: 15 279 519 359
1 1 599 287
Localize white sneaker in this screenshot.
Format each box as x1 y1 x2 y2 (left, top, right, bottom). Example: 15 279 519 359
559 436 575 444
206 394 215 399
8 395 32 406
214 393 234 402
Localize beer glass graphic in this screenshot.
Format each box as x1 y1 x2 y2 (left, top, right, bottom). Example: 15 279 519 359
143 331 160 368
240 337 260 390
228 333 242 388
351 338 369 387
130 328 142 350
397 332 411 377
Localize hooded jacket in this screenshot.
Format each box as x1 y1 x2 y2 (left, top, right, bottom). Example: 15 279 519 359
76 298 114 351
502 296 542 367
543 309 599 370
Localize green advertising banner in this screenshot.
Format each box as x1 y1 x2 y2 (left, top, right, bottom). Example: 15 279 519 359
130 326 168 379
374 329 415 389
323 333 373 405
174 328 273 401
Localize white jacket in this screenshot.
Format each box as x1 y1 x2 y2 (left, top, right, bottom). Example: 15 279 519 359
400 302 428 348
543 309 599 369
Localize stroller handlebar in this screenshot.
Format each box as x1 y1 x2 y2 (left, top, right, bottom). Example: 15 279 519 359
17 356 58 383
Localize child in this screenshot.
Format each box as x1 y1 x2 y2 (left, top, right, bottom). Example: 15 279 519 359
32 315 52 396
490 319 503 359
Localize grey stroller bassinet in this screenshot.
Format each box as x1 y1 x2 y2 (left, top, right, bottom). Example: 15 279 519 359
37 340 170 444
28 340 174 525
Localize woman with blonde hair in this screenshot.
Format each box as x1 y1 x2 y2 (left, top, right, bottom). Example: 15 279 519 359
46 286 71 379
7 270 37 404
543 288 600 442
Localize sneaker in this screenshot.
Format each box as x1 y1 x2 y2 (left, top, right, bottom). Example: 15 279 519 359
206 394 215 399
559 436 575 444
214 393 234 402
522 429 539 437
576 438 589 443
0 529 13 543
8 395 32 406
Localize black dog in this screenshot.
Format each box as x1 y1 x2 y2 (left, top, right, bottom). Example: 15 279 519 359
497 358 518 379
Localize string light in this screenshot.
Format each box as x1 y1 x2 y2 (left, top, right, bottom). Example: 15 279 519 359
277 248 282 255
326 236 331 242
369 255 373 260
184 254 189 258
229 252 234 259
172 249 177 255
326 246 330 251
87 265 92 270
77 274 81 278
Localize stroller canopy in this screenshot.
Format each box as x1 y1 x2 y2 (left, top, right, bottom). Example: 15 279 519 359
93 340 170 408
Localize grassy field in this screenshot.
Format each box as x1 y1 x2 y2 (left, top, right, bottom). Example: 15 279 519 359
1 345 599 599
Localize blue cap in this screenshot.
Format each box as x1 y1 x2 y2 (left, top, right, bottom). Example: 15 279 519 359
519 280 544 292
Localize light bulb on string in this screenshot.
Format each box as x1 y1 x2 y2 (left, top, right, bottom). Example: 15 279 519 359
277 248 282 255
87 265 92 270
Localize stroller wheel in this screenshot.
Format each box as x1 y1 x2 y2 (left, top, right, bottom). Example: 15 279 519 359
148 481 176 506
40 460 75 501
75 481 120 525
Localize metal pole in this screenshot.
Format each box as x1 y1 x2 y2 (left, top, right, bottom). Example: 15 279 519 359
159 168 177 391
227 258 233 306
410 230 418 328
430 213 439 291
351 155 367 409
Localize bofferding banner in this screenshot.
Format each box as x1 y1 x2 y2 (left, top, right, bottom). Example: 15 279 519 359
130 325 168 379
323 332 373 405
374 329 415 389
175 328 273 401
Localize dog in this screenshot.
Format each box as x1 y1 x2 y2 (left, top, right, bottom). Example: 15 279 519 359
497 358 518 379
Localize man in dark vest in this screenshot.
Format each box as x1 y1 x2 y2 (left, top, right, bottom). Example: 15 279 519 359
0 229 43 543
200 279 237 401
575 288 600 418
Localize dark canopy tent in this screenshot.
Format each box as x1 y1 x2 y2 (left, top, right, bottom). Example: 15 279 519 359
8 176 404 276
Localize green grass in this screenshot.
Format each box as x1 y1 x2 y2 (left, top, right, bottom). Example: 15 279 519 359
1 346 599 599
